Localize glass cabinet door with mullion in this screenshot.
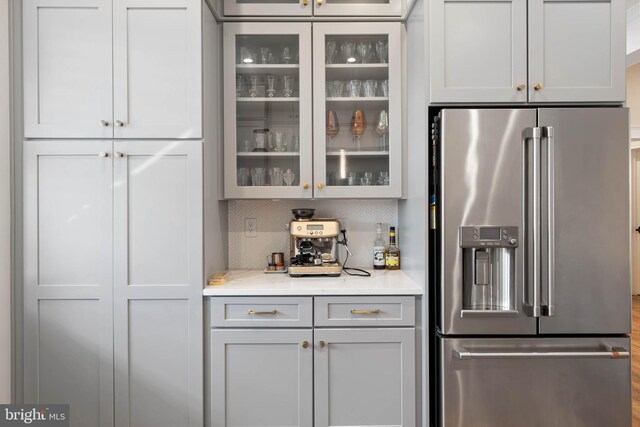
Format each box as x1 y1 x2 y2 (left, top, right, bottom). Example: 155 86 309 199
312 22 402 198
224 23 313 199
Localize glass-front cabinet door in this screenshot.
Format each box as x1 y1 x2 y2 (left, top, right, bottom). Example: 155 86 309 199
224 23 313 198
312 23 402 198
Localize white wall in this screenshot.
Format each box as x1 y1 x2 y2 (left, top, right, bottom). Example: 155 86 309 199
627 62 640 135
0 0 12 404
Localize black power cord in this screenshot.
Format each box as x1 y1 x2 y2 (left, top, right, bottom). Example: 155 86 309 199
336 229 371 277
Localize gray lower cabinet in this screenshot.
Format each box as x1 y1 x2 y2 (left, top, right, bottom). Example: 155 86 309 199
23 140 203 427
314 328 416 427
209 297 416 427
210 329 314 427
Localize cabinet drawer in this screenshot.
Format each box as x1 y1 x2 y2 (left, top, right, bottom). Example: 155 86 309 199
210 297 313 328
314 296 415 327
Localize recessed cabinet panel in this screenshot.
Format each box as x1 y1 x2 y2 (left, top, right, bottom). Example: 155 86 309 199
528 0 625 102
314 328 415 427
210 329 314 427
23 141 114 427
224 0 313 17
23 0 113 138
430 0 528 103
113 0 202 138
38 300 102 427
313 0 403 17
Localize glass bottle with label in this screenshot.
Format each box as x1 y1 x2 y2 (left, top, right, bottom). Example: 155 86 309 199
385 226 401 270
373 223 386 270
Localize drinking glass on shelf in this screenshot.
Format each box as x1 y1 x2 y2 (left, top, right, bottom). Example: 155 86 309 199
348 172 359 186
327 171 337 186
272 130 287 152
377 171 390 186
350 109 367 151
283 169 296 186
328 80 344 97
326 41 337 64
283 76 295 97
379 79 389 97
269 167 284 186
236 75 245 97
251 168 266 186
357 41 373 64
237 168 251 186
361 171 373 186
326 110 340 144
242 139 252 152
291 136 300 152
375 110 390 151
363 80 377 98
347 80 362 98
341 40 357 63
265 75 276 97
248 75 259 97
259 47 271 64
281 46 292 64
375 40 388 63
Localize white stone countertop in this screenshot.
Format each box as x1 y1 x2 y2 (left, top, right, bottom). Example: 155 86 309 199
203 269 424 296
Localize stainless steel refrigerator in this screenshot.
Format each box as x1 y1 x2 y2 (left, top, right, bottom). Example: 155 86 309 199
433 108 631 426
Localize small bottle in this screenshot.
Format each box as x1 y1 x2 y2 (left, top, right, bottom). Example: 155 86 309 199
385 226 401 270
373 223 386 270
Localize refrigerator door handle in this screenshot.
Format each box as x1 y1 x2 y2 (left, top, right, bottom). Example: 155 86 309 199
452 346 629 360
522 127 542 318
542 126 556 316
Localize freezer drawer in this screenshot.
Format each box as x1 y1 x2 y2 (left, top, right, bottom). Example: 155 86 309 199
438 336 631 427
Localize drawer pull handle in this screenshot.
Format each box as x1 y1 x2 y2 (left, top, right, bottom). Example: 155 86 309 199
248 309 278 315
351 309 380 315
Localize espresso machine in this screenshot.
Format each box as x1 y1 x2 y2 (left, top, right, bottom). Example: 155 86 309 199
288 209 342 277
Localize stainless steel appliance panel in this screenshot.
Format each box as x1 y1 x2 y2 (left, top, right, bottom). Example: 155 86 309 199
440 109 537 335
537 108 631 334
439 336 631 427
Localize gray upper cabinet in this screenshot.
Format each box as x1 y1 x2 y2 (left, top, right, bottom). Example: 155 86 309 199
430 0 528 104
314 328 416 427
210 329 314 427
23 141 115 427
430 0 626 104
527 0 626 103
113 141 203 427
23 0 202 139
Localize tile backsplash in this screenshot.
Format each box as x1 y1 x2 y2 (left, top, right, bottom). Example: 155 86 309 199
228 200 398 269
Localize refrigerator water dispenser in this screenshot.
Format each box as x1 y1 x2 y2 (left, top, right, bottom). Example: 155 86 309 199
460 226 518 312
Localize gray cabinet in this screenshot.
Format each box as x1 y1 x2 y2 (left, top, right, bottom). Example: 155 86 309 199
430 0 626 103
208 296 416 427
23 0 202 139
23 141 114 427
314 328 416 427
23 140 204 427
210 329 314 427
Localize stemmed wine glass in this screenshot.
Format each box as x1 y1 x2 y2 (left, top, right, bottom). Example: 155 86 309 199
326 110 340 146
350 109 367 151
326 41 337 64
357 41 372 64
375 110 389 151
283 169 296 186
341 40 357 63
375 40 388 63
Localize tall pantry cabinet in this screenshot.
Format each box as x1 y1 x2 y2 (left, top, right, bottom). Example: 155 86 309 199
21 1 205 427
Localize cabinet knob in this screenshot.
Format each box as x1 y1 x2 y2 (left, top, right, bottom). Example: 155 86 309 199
100 120 109 127
115 152 124 158
99 151 109 158
319 341 325 348
303 0 308 5
516 84 526 92
317 183 324 189
534 83 543 91
316 0 323 5
115 120 125 127
302 341 309 349
303 183 309 189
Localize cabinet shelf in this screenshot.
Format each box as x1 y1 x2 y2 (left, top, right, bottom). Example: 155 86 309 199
326 150 389 156
237 152 300 157
326 97 389 109
237 97 300 102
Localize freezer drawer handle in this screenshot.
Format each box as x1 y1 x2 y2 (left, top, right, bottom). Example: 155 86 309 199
452 347 629 360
